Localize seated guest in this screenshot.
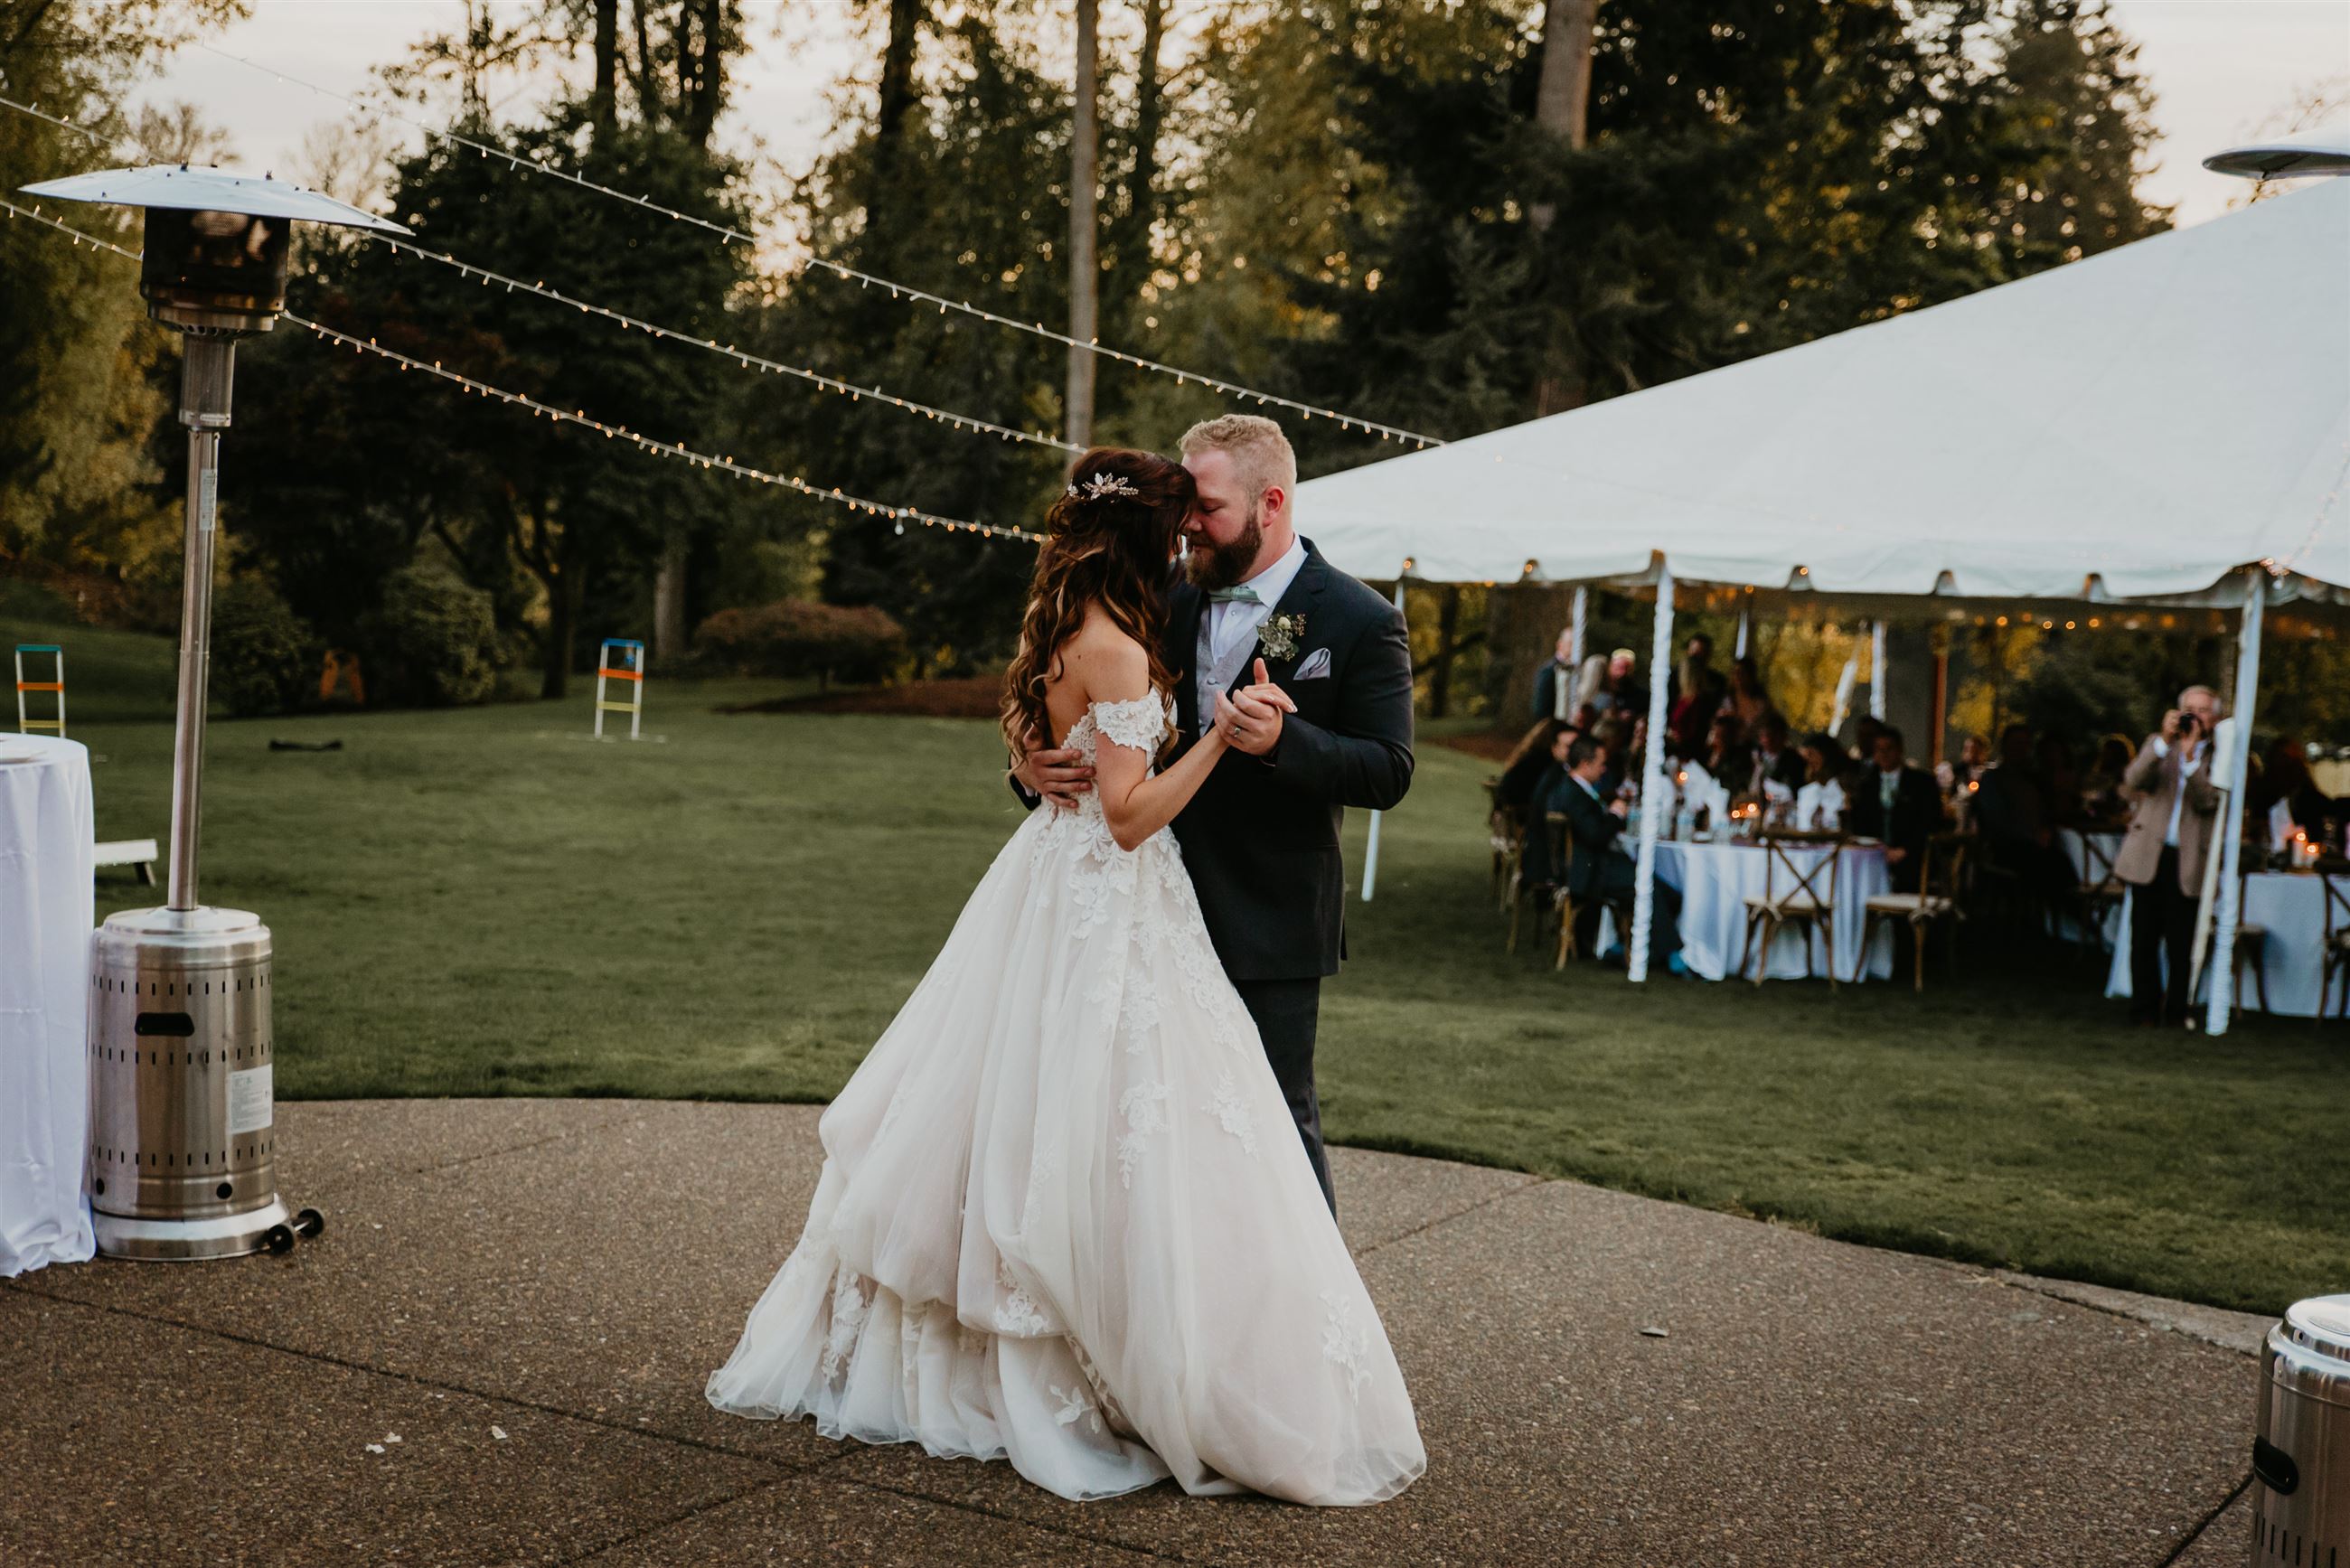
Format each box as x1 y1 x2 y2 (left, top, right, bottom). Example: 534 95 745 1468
1974 722 2080 915
1668 634 1725 757
1797 731 1854 829
1749 713 1807 794
1574 646 1647 724
2038 732 2084 828
1725 655 1772 731
2253 737 2342 849
1519 726 1584 884
1529 627 1577 720
1849 725 1939 891
1496 718 1569 814
1556 736 1683 971
1949 733 1991 792
1700 712 1752 793
2082 734 2135 823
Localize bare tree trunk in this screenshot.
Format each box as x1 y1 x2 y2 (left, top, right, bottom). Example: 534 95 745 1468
591 0 620 134
542 559 580 700
1531 0 1598 418
870 0 923 238
1429 585 1462 718
1112 0 1168 331
653 528 687 663
1065 0 1100 448
629 0 659 122
1533 0 1596 154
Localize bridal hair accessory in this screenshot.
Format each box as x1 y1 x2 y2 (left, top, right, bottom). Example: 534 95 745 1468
1067 472 1140 502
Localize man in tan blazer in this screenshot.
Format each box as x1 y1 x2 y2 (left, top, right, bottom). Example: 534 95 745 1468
2116 684 2223 1025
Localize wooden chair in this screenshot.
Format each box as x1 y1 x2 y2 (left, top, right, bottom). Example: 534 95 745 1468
2223 872 2272 1016
2073 831 2128 956
1740 830 1844 987
1485 778 1526 912
1551 828 1636 972
1854 833 1967 991
2319 872 2350 1023
1506 811 1568 959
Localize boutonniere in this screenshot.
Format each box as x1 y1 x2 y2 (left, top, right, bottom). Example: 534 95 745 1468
1259 613 1306 662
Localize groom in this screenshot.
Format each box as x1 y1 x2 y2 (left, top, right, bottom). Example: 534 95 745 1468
1015 415 1415 1214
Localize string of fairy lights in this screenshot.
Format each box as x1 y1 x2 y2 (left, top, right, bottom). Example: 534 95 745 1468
0 90 1079 454
0 194 1048 546
186 42 1448 449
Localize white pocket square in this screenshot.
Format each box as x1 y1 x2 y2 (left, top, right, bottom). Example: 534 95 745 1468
1292 648 1333 680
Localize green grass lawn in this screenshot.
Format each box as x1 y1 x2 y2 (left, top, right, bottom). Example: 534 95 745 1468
20 610 2346 1314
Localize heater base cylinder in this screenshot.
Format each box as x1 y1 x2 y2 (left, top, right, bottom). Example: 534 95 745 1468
87 906 292 1263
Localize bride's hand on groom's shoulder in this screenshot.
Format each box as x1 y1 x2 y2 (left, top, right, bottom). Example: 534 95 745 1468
1014 728 1094 810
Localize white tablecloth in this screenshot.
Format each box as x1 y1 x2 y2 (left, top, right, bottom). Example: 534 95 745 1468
2103 871 2345 1018
1653 840 1894 982
0 735 95 1274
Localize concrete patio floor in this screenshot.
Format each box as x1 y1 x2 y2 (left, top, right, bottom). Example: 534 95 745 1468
0 1100 2270 1566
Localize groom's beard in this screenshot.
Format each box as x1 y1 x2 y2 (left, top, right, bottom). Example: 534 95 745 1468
1182 503 1264 592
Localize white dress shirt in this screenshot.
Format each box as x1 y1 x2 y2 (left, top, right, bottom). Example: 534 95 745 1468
1205 537 1308 669
2150 736 2205 847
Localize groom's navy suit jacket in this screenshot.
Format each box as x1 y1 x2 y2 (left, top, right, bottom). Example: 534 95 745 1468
1163 540 1415 982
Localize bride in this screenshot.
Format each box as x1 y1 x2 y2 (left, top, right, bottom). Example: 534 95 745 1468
705 446 1424 1506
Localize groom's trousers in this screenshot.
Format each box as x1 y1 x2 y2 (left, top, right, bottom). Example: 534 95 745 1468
1233 978 1335 1216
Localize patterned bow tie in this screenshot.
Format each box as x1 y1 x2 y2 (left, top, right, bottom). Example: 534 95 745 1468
1207 585 1262 605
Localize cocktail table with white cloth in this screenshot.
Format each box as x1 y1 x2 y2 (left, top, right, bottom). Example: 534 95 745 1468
1630 839 1895 982
0 734 95 1274
2103 870 2345 1018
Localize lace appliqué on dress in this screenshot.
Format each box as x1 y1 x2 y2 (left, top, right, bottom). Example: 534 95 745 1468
1086 693 1173 754
1202 1070 1259 1156
1319 1290 1373 1400
1114 1079 1170 1189
993 1260 1052 1338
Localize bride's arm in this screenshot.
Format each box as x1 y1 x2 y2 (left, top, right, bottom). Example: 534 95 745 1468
1075 634 1229 852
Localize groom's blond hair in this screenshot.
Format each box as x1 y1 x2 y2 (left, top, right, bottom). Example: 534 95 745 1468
1180 414 1297 504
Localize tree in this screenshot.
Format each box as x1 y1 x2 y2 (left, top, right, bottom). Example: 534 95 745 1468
227 108 756 698
1066 0 1102 446
0 0 248 589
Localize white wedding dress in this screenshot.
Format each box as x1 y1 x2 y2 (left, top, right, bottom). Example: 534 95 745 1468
706 693 1424 1505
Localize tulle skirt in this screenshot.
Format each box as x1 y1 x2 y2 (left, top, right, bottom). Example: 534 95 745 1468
706 802 1424 1505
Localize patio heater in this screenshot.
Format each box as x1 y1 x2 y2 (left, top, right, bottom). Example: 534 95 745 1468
16 165 410 1260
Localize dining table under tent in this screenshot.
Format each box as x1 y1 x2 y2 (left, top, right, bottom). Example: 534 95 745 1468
1302 166 2350 1034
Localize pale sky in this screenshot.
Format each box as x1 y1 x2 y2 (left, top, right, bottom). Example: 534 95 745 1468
123 0 2350 230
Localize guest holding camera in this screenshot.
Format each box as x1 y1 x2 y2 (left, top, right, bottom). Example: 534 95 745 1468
2116 685 2223 1028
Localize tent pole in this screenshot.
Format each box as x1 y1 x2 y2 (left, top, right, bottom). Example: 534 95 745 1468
1563 585 1589 720
1629 563 1675 983
1361 572 1408 902
1868 619 1888 722
1929 626 1950 769
1734 596 1753 660
2202 572 2265 1036
1829 632 1862 738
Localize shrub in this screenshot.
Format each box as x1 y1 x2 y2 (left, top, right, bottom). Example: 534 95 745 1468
211 579 314 718
695 599 907 690
361 566 502 707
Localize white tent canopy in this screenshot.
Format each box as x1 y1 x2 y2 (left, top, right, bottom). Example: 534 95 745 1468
1310 181 2350 1030
1301 178 2350 605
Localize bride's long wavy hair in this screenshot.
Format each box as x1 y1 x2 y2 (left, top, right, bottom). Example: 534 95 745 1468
1000 447 1194 762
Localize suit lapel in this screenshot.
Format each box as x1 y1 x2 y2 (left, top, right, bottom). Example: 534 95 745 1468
1168 574 1207 738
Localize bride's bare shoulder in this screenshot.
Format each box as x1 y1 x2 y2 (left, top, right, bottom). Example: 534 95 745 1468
1058 606 1150 700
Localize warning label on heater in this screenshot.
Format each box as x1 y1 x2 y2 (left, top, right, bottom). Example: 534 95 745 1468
228 1065 274 1135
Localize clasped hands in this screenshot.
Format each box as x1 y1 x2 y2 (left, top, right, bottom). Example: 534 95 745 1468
1018 658 1294 811
1213 658 1294 759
